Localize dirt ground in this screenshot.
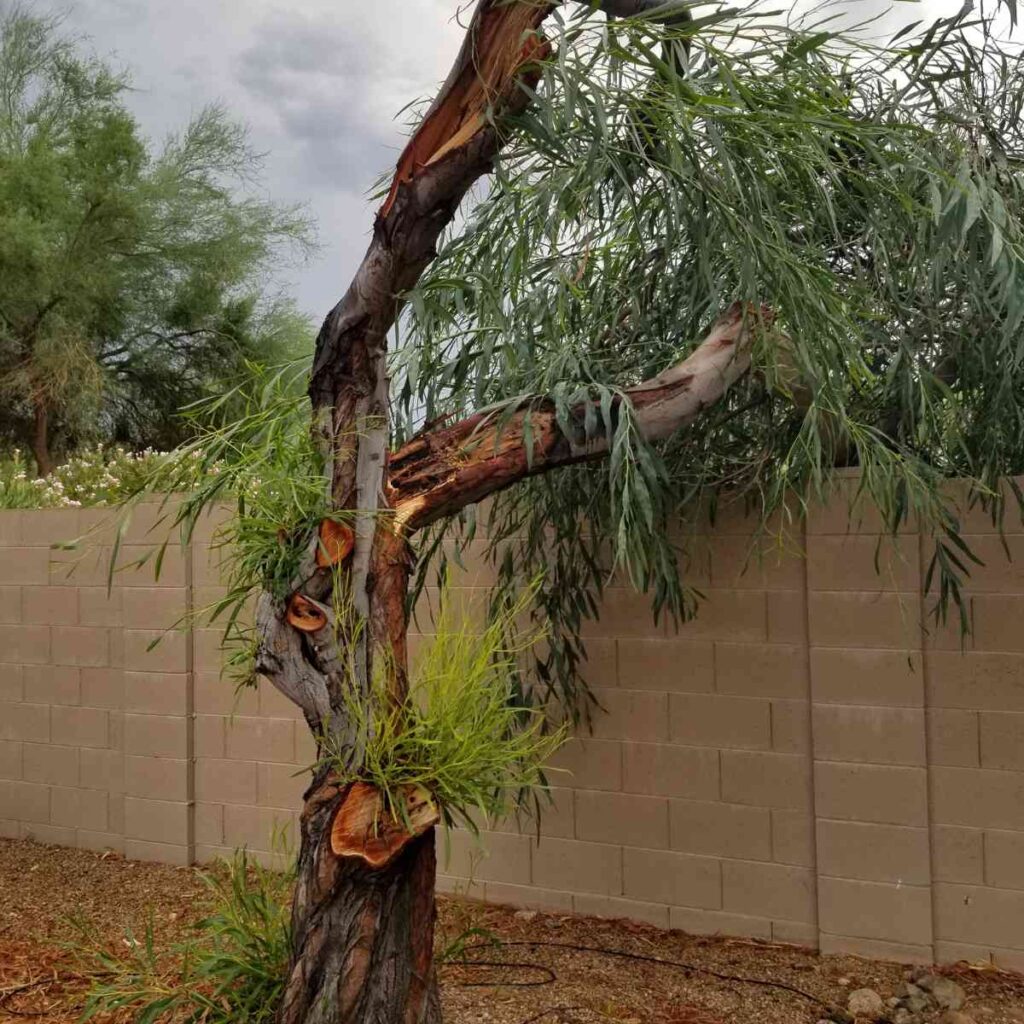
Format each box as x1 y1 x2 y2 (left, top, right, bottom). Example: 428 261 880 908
2 838 1024 1024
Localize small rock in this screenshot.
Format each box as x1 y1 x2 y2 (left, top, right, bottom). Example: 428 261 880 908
838 976 853 987
917 975 966 1011
848 988 885 1019
902 994 932 1015
938 1013 976 1024
892 1010 915 1024
513 910 537 922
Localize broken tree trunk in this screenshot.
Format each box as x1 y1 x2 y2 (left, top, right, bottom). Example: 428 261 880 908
260 4 766 1023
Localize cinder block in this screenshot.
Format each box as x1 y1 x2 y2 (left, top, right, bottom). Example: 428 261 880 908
980 712 1024 770
257 762 307 810
80 748 123 794
811 648 923 707
674 589 767 643
669 693 771 750
0 665 23 701
123 839 190 865
813 762 928 826
772 920 818 947
195 673 260 716
928 709 980 767
49 545 112 588
195 715 225 758
52 626 109 668
258 678 305 720
18 508 81 546
573 893 669 928
951 535 1024 592
51 705 107 748
225 716 295 764
816 819 930 885
771 810 815 867
78 830 123 855
108 793 124 833
487 882 574 914
196 758 257 805
81 668 124 709
582 587 668 639
0 587 20 625
721 751 811 810
78 587 122 628
23 744 79 787
22 586 77 625
819 933 933 964
0 702 49 743
808 592 921 649
972 596 1024 653
589 688 669 743
124 755 189 801
118 544 187 588
708 535 804 591
931 825 983 884
576 790 668 849
0 780 50 822
21 822 76 846
0 511 20 546
767 591 807 645
195 803 224 845
0 624 51 664
123 672 187 716
771 700 810 754
123 629 188 673
0 548 49 585
51 786 107 830
670 906 772 940
439 830 531 885
222 803 297 852
934 941 992 966
24 665 80 705
548 738 622 792
807 481 912 536
616 639 714 693
722 860 815 923
931 766 1024 830
124 796 189 845
0 740 21 780
531 837 622 895
124 713 187 758
984 829 1024 890
807 534 919 593
122 588 186 631
715 643 807 699
621 742 719 801
670 800 771 861
193 629 228 675
812 705 926 766
934 883 1024 950
928 652 1024 711
623 848 720 908
819 876 932 946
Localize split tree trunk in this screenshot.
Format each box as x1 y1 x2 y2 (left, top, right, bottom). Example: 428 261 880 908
255 4 768 1023
31 398 53 477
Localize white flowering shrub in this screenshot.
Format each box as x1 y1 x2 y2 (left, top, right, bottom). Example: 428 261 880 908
0 446 173 508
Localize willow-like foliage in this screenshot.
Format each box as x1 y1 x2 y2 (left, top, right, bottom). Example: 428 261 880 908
398 2 1024 718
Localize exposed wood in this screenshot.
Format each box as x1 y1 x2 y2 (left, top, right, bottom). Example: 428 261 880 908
286 593 329 634
314 518 355 568
330 781 440 868
389 303 770 532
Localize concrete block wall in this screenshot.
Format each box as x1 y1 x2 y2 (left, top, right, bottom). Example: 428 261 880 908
2 479 1024 966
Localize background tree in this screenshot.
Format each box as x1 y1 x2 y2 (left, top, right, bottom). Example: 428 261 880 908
134 1 1024 1022
0 7 314 474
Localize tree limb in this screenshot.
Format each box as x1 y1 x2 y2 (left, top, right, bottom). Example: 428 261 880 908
388 303 770 532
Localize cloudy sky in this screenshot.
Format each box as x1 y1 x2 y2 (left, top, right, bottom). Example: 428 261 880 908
33 0 955 321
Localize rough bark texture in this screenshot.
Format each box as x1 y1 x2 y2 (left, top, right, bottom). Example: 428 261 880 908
278 778 441 1024
263 4 765 1023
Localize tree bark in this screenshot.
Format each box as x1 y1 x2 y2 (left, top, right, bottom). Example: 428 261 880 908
263 4 766 1023
31 397 53 477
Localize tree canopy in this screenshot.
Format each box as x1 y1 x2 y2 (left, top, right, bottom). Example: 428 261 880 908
0 7 315 473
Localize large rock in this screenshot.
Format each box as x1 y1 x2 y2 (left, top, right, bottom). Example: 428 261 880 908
916 973 966 1012
847 988 885 1019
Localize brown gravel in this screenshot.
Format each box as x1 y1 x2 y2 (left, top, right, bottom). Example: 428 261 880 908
2 837 1024 1024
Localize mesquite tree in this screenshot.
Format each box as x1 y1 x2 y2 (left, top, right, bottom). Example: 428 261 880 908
139 1 1024 1021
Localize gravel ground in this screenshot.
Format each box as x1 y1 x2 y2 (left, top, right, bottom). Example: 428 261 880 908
2 837 1024 1024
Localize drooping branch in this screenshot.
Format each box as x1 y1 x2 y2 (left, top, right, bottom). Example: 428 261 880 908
388 303 770 532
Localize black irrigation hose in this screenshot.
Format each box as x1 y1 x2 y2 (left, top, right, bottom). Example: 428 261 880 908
446 959 558 987
456 938 837 1013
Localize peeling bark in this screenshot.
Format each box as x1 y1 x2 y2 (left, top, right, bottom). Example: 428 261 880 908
388 304 768 532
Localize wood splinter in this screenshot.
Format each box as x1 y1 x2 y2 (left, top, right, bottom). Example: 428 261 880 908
330 781 440 869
